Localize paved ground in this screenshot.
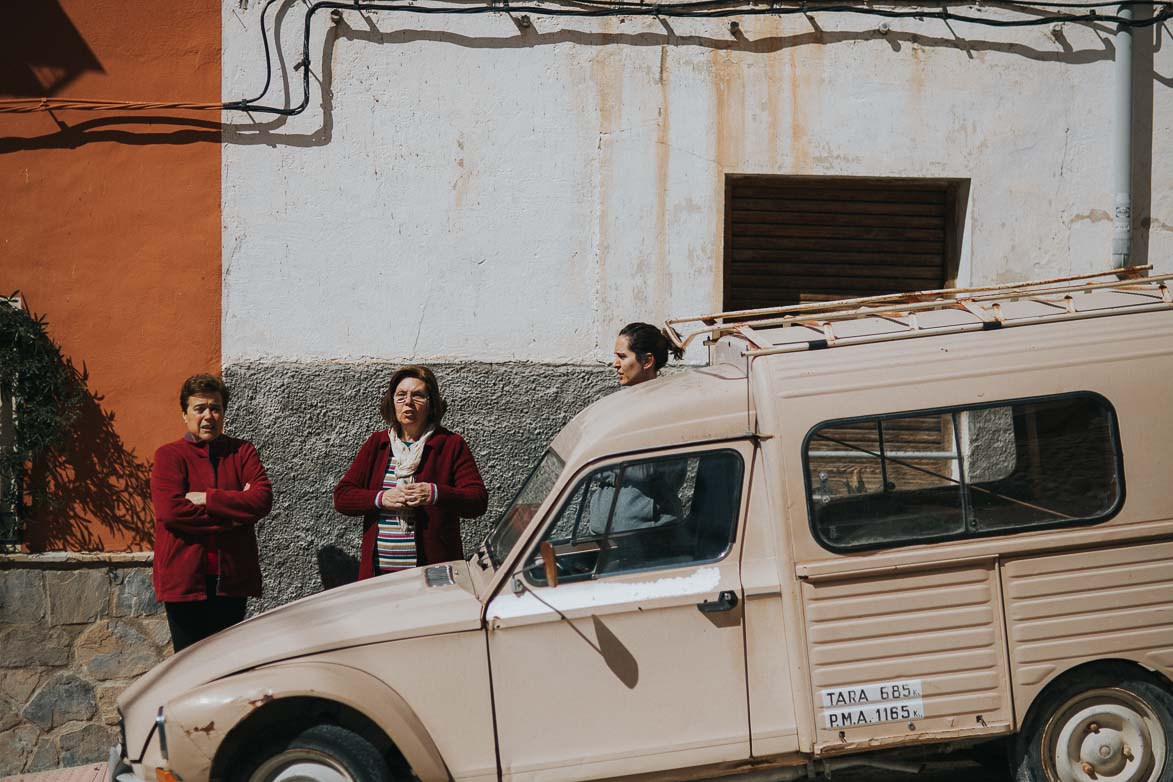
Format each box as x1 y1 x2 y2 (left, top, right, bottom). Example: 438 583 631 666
1 759 1007 782
1 764 107 782
832 760 1005 781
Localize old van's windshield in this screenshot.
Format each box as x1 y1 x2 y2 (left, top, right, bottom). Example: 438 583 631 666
485 449 565 567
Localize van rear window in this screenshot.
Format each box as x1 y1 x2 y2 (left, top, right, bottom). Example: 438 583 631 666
803 393 1123 551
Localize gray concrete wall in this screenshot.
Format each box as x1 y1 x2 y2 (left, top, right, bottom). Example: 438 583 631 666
223 360 616 611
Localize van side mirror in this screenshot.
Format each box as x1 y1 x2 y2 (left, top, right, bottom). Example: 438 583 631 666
540 540 559 589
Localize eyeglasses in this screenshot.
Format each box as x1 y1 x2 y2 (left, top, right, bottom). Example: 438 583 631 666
393 392 429 404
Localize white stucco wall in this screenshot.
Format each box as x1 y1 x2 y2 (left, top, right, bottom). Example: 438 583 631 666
221 4 1171 363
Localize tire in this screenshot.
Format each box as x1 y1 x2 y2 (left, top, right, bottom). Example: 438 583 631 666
1014 670 1173 782
235 724 393 782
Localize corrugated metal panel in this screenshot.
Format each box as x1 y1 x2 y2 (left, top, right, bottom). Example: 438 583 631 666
1002 540 1173 702
802 564 1013 752
725 178 951 310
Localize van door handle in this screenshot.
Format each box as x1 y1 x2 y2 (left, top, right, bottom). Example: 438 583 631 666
697 590 739 614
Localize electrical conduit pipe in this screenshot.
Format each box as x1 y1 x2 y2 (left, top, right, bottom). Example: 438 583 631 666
1113 2 1134 267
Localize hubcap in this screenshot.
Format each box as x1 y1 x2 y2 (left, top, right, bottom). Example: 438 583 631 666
248 748 355 782
1043 688 1166 782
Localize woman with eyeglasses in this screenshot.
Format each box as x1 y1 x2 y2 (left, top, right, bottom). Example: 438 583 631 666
333 365 488 579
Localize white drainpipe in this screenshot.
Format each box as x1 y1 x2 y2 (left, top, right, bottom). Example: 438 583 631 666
1112 3 1133 267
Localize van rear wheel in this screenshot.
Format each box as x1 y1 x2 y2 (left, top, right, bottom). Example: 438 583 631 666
237 724 392 782
1015 672 1173 782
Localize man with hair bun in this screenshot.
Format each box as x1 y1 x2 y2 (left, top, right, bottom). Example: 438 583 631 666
150 373 273 652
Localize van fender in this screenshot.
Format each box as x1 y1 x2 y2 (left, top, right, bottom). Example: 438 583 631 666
160 660 450 782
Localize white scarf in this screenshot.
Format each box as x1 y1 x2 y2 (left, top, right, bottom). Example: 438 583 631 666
389 425 435 480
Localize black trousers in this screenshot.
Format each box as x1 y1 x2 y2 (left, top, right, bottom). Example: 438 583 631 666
164 576 248 653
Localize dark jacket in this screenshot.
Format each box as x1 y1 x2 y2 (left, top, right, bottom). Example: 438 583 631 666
333 428 488 579
150 436 273 602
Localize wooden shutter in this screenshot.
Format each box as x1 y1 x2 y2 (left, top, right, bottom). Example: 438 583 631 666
724 177 955 310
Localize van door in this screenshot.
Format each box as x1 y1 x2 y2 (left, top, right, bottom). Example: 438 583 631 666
485 444 751 782
795 407 1023 753
799 561 1012 752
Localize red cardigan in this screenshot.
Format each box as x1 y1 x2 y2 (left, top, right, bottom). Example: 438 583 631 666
150 436 273 602
333 428 488 579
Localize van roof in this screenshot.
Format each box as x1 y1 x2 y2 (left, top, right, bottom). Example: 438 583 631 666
551 363 751 466
549 269 1173 466
666 267 1173 360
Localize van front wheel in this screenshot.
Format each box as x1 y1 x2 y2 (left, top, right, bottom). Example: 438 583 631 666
238 724 392 782
1015 674 1173 782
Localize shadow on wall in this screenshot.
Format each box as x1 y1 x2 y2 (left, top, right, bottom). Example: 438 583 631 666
24 363 154 552
0 0 104 96
0 0 223 153
218 4 1154 149
0 0 338 154
4 0 1169 154
317 544 360 589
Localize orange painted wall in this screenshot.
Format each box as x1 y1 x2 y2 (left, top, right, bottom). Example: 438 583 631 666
0 2 221 551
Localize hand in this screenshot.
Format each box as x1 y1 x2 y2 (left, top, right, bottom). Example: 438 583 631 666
380 488 410 510
402 483 433 507
185 492 207 506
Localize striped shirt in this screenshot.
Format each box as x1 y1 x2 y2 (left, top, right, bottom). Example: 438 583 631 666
376 455 418 573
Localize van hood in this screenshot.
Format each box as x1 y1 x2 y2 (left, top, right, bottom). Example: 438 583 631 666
119 562 482 734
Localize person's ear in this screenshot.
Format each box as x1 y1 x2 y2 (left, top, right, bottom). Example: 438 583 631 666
640 354 655 371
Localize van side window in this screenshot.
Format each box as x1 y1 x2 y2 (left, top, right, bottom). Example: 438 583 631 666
526 450 744 585
804 394 1122 551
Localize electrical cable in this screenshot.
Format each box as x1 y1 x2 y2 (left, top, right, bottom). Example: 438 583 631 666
239 0 284 106
567 0 1163 9
222 0 1172 116
0 0 1168 116
0 0 285 115
0 99 224 113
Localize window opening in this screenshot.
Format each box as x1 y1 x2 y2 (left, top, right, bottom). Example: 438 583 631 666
486 449 565 567
723 176 967 311
527 450 744 585
805 394 1121 551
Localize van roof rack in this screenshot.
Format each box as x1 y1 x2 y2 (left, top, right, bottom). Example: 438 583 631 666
664 266 1173 358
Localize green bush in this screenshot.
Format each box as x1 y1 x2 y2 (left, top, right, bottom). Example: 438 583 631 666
0 295 83 544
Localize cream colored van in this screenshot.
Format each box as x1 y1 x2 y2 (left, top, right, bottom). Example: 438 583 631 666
112 268 1173 782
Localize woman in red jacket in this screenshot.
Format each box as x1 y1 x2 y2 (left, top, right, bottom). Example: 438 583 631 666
334 365 487 579
150 374 273 652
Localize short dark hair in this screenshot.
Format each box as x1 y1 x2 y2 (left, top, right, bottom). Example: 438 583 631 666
180 374 229 411
379 365 447 438
618 322 684 371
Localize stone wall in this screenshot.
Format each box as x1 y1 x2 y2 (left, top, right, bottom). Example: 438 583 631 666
0 555 169 776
